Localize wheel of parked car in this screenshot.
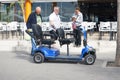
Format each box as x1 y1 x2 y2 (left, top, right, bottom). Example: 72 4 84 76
33 52 44 63
84 54 96 65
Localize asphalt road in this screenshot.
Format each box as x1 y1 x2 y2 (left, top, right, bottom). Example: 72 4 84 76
0 50 120 80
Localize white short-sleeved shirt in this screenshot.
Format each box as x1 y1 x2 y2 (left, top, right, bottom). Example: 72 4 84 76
72 12 83 26
49 12 61 30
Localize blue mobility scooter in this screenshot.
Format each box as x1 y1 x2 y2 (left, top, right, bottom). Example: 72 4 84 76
26 24 96 65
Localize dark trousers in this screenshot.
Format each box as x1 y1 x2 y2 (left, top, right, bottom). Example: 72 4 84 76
50 30 58 40
73 28 81 46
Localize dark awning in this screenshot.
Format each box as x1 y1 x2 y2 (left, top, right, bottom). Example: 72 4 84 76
78 0 116 3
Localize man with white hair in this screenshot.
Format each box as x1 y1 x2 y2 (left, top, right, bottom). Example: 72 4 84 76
49 6 61 40
26 6 42 29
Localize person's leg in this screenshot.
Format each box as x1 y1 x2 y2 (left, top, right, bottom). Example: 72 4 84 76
73 29 77 46
76 29 79 46
78 29 81 46
76 29 81 46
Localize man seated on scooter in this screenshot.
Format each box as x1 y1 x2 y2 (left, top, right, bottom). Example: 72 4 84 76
26 7 43 54
49 6 61 49
49 6 61 40
26 6 42 31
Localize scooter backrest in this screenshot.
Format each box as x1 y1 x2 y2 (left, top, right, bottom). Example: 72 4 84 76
56 28 65 39
31 24 43 40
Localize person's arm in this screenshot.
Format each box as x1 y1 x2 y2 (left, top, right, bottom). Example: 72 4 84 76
49 21 55 28
76 13 83 24
26 13 33 29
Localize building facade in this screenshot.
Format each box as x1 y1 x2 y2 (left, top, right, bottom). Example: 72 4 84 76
0 0 117 22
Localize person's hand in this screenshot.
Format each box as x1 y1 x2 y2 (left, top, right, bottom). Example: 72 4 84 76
27 29 32 32
53 28 56 31
37 23 42 27
51 25 56 31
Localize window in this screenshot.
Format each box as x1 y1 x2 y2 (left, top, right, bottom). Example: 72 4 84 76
32 2 77 22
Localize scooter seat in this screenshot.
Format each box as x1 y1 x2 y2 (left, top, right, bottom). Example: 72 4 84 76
42 39 55 45
59 38 74 46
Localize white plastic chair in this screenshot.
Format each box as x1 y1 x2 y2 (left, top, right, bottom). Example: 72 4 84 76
99 22 110 32
41 22 50 31
87 22 95 30
81 22 88 31
7 21 18 31
111 22 117 32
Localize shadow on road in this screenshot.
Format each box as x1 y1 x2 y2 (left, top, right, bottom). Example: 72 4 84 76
12 46 34 63
15 51 33 63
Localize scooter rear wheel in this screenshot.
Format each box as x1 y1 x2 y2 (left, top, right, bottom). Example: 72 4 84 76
33 52 44 63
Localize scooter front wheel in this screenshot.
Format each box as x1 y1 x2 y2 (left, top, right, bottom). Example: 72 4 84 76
84 54 96 65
